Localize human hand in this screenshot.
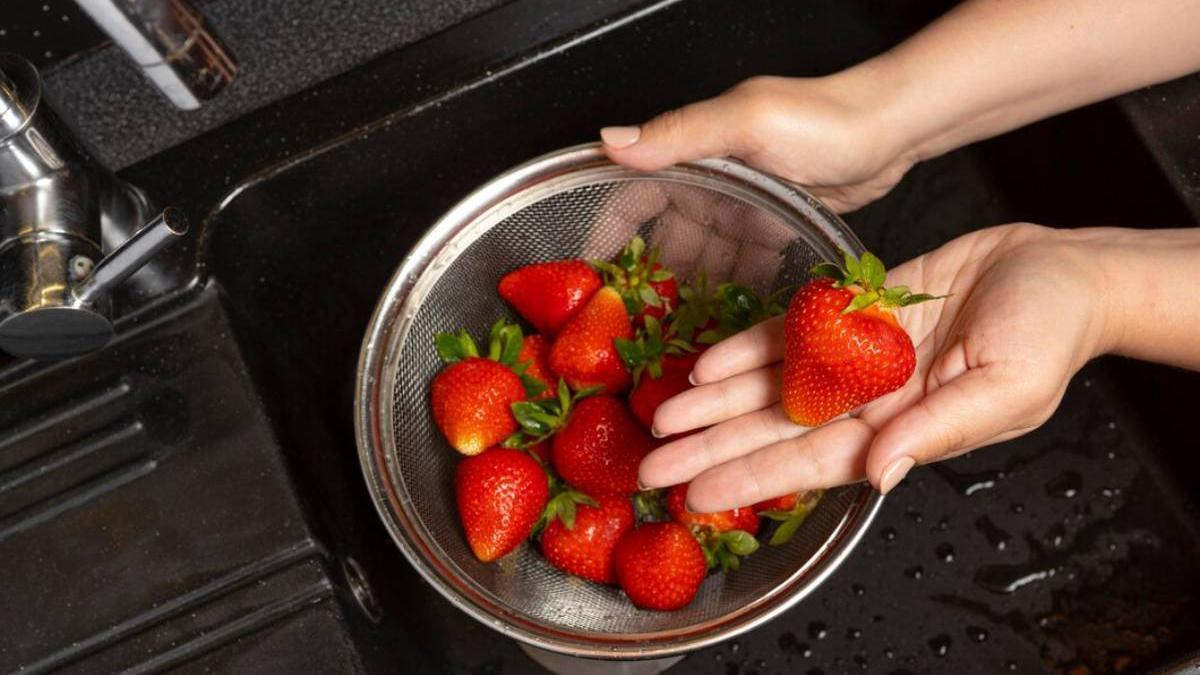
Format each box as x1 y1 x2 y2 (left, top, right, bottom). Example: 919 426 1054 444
600 69 917 214
637 223 1118 511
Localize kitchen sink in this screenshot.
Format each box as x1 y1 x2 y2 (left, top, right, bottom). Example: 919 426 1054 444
2 0 1197 672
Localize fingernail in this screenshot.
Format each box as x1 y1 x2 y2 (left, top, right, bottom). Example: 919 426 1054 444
636 478 649 491
687 371 699 386
601 126 640 149
650 426 667 439
878 456 915 495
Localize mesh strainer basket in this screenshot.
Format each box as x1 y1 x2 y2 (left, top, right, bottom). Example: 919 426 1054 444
355 143 883 659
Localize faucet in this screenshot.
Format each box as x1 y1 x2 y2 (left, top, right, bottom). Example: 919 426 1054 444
74 0 238 110
0 54 189 360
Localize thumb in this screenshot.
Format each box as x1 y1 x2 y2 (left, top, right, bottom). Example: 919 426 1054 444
600 91 754 171
865 360 1035 495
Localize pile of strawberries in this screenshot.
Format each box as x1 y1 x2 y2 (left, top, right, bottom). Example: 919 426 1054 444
430 237 821 611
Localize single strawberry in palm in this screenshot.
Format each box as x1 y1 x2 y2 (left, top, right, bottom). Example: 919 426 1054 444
613 522 708 610
665 483 760 572
499 260 601 335
549 286 634 394
783 252 942 427
456 447 550 562
594 236 678 327
541 493 635 584
552 396 655 495
432 319 542 455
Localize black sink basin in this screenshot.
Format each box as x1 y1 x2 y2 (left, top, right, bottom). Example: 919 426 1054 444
4 0 1197 672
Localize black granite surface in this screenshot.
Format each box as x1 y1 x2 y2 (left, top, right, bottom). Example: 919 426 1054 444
29 0 511 169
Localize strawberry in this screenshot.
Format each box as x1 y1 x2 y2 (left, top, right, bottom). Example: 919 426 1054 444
541 493 635 584
517 335 557 400
594 236 678 327
613 522 708 610
665 484 760 535
549 287 633 394
499 260 601 335
628 351 700 432
665 483 761 572
782 252 941 427
432 320 538 456
456 447 549 562
552 396 654 495
755 490 824 545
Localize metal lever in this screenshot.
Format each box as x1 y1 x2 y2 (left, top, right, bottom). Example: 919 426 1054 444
73 208 190 307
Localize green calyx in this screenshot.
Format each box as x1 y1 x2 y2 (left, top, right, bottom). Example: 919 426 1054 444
592 236 674 316
670 272 788 347
699 529 761 573
614 315 694 385
632 488 668 522
436 318 545 398
760 490 823 546
809 252 945 315
504 379 601 449
534 485 598 534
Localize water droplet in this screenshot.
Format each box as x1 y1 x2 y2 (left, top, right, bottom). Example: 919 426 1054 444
881 527 897 542
929 635 952 657
906 509 924 524
755 659 767 669
904 565 924 580
1011 503 1025 514
936 542 955 563
934 517 949 532
853 654 868 670
714 652 724 662
1046 471 1082 499
883 647 895 659
730 641 741 653
1006 661 1019 671
808 622 828 640
966 626 988 642
846 627 862 640
851 584 865 597
975 515 1012 552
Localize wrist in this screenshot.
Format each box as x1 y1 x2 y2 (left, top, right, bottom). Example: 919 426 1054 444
825 54 924 172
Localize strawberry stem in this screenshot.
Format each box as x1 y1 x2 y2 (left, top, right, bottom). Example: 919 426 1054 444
809 251 947 314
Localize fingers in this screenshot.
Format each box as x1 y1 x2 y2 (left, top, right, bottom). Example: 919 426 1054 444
651 365 782 437
601 93 751 172
684 417 874 512
865 358 1031 494
585 181 669 259
639 404 805 489
690 316 785 385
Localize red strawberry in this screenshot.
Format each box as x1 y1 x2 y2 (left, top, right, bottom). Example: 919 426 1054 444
517 335 557 400
456 447 549 562
783 253 941 427
753 490 824 546
628 352 700 431
549 287 633 394
552 396 654 495
614 522 707 610
595 237 678 327
541 493 635 584
527 440 552 465
665 483 760 535
499 260 601 335
432 322 529 456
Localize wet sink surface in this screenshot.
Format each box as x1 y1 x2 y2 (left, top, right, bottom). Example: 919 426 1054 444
189 0 1200 672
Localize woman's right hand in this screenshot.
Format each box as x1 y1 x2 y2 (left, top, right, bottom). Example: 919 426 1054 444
600 68 915 214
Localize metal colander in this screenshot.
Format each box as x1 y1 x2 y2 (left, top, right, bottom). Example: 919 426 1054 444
355 144 882 659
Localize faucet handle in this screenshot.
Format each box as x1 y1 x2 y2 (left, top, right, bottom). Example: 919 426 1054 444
72 207 190 307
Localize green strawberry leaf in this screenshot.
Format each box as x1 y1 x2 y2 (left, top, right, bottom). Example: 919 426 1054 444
769 514 807 546
649 268 673 282
758 509 796 522
435 329 478 363
632 489 668 522
715 546 739 573
899 292 944 306
628 235 647 262
696 329 723 345
842 291 880 314
614 338 644 370
809 262 844 281
859 252 887 291
638 285 662 307
721 530 760 556
519 373 548 400
843 252 862 285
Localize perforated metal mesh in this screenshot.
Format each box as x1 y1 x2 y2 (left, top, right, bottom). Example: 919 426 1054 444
369 158 875 653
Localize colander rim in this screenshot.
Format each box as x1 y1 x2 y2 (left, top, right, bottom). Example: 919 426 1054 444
354 142 884 659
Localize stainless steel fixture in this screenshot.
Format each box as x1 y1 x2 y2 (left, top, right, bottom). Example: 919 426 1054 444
0 54 189 360
73 0 238 110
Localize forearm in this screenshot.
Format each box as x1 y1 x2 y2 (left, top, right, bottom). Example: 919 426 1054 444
856 0 1200 163
1072 227 1200 371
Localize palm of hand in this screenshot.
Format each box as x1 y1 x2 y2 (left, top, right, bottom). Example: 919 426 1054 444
641 223 1103 511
